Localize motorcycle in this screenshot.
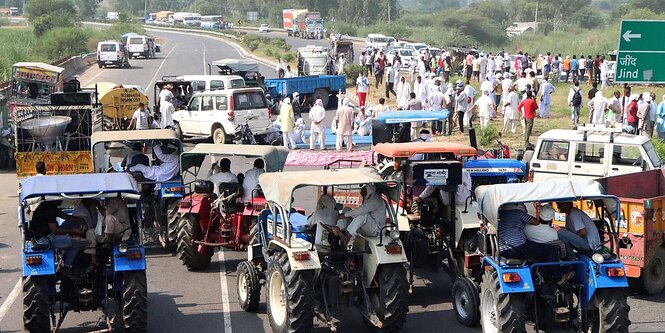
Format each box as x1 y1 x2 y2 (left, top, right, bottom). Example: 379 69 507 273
478 139 510 159
0 127 16 170
234 114 258 145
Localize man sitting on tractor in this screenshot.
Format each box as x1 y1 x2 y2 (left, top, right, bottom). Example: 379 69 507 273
242 159 265 202
129 141 179 181
208 158 241 201
498 203 574 286
334 184 386 246
121 143 149 170
555 202 601 258
307 194 344 252
84 198 132 270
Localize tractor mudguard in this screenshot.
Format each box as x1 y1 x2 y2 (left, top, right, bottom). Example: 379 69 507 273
482 257 535 293
113 245 147 272
22 243 55 277
160 181 185 200
268 239 321 271
178 193 214 215
353 236 408 287
577 257 628 308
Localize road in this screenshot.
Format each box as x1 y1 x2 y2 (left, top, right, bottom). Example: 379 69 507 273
1 28 664 333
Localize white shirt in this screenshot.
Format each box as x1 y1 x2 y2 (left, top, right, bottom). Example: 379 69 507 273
480 80 493 95
356 76 368 93
160 100 175 128
429 90 444 111
474 95 495 118
159 89 173 103
129 145 179 181
242 168 264 202
566 208 601 250
308 105 326 133
208 171 238 186
501 79 513 101
525 224 558 243
503 91 520 120
132 108 150 130
464 85 476 104
540 81 555 105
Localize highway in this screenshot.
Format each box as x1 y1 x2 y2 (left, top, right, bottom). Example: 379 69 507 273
0 28 664 333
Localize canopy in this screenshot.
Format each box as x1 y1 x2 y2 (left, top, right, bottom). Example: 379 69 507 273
20 173 139 202
211 59 260 72
372 142 477 158
13 62 64 74
91 129 180 148
260 168 397 209
376 110 449 124
476 180 616 224
180 143 289 173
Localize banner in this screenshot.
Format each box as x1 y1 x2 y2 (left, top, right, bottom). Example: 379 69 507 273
16 151 93 178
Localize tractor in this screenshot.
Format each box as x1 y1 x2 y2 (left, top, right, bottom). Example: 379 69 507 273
176 144 289 270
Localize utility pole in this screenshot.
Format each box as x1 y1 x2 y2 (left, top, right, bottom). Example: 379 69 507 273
388 1 391 22
144 0 147 18
534 2 538 33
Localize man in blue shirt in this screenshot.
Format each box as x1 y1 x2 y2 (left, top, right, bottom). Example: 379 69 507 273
571 55 579 83
498 203 573 286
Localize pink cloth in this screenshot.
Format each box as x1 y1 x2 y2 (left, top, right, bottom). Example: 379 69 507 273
284 150 373 167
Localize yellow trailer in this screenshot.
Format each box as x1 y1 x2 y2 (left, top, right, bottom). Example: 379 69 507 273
87 82 149 130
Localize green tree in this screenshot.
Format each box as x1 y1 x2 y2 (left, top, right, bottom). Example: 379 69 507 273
468 0 508 24
38 27 90 59
73 0 100 19
26 0 77 36
632 0 665 14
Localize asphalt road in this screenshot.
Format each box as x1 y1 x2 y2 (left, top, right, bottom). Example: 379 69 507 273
1 28 665 333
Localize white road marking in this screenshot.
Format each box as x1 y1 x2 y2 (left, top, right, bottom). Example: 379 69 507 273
0 279 21 323
80 69 106 87
202 42 208 75
218 251 233 333
146 43 179 97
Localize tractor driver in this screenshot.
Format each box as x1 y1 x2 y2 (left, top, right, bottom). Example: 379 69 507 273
208 158 241 201
333 183 386 246
307 194 345 252
121 143 149 170
242 159 265 202
128 141 179 181
499 203 574 286
555 202 601 257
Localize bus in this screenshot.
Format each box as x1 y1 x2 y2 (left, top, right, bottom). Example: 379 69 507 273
201 15 223 29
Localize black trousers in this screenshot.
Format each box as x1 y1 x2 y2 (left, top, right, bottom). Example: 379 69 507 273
457 111 465 133
386 82 396 98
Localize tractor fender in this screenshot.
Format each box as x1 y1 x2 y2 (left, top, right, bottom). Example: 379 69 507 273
353 236 408 287
481 257 535 293
267 239 321 271
113 245 147 272
22 244 55 277
578 257 628 308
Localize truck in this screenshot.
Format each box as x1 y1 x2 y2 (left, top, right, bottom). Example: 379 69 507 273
597 169 665 295
263 75 345 109
173 12 193 25
0 7 18 16
331 39 354 65
106 11 119 20
282 8 308 37
156 10 173 21
296 12 324 39
296 45 330 76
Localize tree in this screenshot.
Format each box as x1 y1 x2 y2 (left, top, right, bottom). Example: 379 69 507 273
632 0 665 14
73 0 100 19
26 0 77 36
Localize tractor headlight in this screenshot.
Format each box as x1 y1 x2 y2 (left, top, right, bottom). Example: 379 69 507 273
118 242 128 254
389 230 400 241
592 253 605 264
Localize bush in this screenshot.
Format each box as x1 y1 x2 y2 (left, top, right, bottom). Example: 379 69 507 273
246 40 259 52
270 38 290 51
652 139 665 161
344 64 367 84
282 52 295 63
38 27 90 59
478 125 499 147
334 21 357 36
0 18 9 27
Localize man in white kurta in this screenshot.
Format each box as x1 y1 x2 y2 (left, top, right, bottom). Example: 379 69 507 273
503 87 520 134
335 98 354 151
129 143 179 181
308 99 326 150
539 78 556 118
473 90 496 128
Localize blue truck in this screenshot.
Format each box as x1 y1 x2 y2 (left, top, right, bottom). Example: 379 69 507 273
263 74 345 109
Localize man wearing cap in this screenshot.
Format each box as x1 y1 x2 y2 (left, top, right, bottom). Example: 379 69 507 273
525 204 559 244
472 89 495 129
501 73 514 109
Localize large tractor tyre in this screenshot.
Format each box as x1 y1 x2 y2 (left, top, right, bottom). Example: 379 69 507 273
123 270 148 333
237 260 261 312
638 247 665 295
591 289 631 333
453 277 480 327
165 201 180 249
23 276 50 333
248 218 259 245
480 270 527 333
267 251 314 333
369 263 409 332
177 214 212 270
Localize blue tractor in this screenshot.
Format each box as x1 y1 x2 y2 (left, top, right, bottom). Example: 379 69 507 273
20 173 147 332
474 180 630 332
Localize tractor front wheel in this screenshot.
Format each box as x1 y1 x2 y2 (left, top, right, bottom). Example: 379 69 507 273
267 252 313 333
237 260 261 312
591 289 631 333
177 214 212 270
123 270 148 333
453 277 480 327
480 270 527 333
367 263 409 331
23 276 50 333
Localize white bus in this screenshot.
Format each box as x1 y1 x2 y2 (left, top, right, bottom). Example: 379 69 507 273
201 15 222 29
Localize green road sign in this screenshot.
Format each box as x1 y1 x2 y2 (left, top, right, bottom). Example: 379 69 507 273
615 20 665 84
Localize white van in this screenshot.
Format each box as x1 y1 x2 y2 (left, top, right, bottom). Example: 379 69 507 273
126 35 156 59
173 88 272 144
96 41 130 68
527 128 662 182
365 34 395 50
176 75 246 92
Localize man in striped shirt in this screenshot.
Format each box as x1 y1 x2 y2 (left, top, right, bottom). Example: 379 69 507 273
498 203 574 286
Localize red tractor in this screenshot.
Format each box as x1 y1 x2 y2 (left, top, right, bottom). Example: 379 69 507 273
176 144 289 270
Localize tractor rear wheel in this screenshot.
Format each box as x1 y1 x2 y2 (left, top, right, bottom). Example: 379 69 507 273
480 270 527 333
248 218 259 245
591 289 631 333
165 201 180 250
267 251 313 333
639 247 665 295
177 214 212 270
367 263 409 331
453 277 480 327
237 260 261 312
23 276 50 333
123 270 148 333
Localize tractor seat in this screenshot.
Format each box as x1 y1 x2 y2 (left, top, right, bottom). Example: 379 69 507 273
219 182 241 199
501 257 527 266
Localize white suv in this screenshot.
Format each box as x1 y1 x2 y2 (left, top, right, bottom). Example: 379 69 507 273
96 41 130 68
526 127 662 182
126 35 156 59
259 24 270 33
173 88 272 144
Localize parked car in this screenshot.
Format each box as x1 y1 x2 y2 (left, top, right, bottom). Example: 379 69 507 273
365 33 395 50
173 88 272 144
126 35 156 59
403 42 430 54
96 41 130 68
386 48 416 69
259 24 270 33
175 74 246 92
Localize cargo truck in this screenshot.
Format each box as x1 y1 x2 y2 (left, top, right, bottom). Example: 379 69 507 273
297 12 323 39
597 169 665 295
282 8 308 37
